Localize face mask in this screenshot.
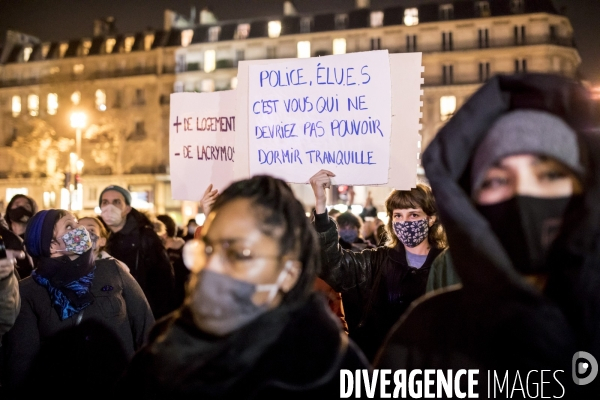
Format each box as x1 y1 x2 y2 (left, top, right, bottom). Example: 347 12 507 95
101 204 123 226
393 219 429 248
56 226 93 255
476 196 573 274
190 266 291 336
188 226 197 235
8 206 33 224
339 228 359 244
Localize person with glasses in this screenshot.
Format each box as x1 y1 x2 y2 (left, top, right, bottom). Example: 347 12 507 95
117 175 369 399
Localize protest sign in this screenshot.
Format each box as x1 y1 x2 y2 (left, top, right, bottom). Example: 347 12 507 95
169 90 236 200
247 50 392 185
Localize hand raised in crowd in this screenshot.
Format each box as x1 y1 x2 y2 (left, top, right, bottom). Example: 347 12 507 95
200 184 219 217
0 250 25 280
309 169 336 214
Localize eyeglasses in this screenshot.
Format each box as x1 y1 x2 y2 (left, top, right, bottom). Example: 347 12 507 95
202 238 280 266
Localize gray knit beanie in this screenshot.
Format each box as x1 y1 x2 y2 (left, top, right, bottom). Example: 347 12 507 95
471 109 583 194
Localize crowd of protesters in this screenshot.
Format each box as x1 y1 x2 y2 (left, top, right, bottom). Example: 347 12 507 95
0 72 598 398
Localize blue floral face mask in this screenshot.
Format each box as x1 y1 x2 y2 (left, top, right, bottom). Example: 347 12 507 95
393 219 429 248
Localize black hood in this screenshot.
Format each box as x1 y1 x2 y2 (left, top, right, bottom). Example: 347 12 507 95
422 73 600 327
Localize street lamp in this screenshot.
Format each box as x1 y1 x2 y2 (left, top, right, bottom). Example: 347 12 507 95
69 111 87 211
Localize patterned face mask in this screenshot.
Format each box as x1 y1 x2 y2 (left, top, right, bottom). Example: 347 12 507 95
393 219 429 248
60 226 93 254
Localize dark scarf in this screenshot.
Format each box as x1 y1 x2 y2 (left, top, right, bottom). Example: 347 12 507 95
31 249 96 321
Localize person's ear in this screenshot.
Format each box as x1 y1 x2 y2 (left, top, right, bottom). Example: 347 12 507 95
98 236 107 248
280 259 302 293
428 215 437 227
123 205 132 215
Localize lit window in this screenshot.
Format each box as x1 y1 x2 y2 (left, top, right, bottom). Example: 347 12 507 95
23 47 33 62
6 188 28 202
144 34 155 50
47 93 58 115
204 50 216 72
300 17 312 33
333 38 346 55
181 29 194 47
370 11 384 27
124 36 135 52
230 76 238 89
439 4 454 20
268 21 282 38
105 38 116 53
95 89 106 111
510 0 524 13
404 8 419 26
11 96 21 117
208 26 221 42
475 1 491 17
440 96 456 121
59 43 69 58
50 67 60 74
73 64 84 74
235 24 250 40
335 14 348 30
71 91 81 105
41 44 50 59
297 41 311 58
201 79 215 92
82 40 92 55
28 94 39 116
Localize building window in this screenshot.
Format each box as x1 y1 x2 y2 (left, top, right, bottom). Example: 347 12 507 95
201 79 215 92
73 64 84 74
514 25 526 45
174 81 184 93
266 46 277 59
71 91 81 105
28 94 39 116
549 25 558 43
297 41 311 58
49 66 60 74
478 28 489 48
135 89 145 105
370 11 384 27
515 58 527 73
440 96 456 121
230 77 238 89
442 32 453 51
479 62 491 81
144 34 155 50
47 93 58 115
41 44 50 59
128 121 147 141
11 96 21 117
406 34 417 52
23 47 32 62
124 36 135 52
442 65 454 85
335 14 348 30
105 38 116 53
475 1 491 17
87 187 98 202
181 29 193 47
268 21 282 38
59 43 68 58
95 89 106 111
204 50 216 72
510 0 524 14
208 26 221 42
235 24 250 40
371 37 381 50
439 4 454 20
300 17 312 33
404 8 419 26
113 90 122 108
235 49 245 65
81 40 92 55
333 38 346 55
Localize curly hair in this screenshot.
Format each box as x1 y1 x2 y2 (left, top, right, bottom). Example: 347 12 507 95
210 175 320 304
383 183 447 249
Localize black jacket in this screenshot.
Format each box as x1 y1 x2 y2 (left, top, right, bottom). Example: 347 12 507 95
0 221 33 279
313 211 442 362
116 293 370 399
106 208 175 319
375 74 600 398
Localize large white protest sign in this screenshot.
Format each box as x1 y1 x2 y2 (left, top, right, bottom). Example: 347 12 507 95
247 50 392 185
169 91 236 200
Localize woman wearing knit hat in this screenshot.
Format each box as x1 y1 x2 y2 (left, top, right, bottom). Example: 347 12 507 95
374 73 600 398
0 209 154 397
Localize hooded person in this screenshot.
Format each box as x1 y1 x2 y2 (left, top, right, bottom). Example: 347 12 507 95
374 73 600 398
0 209 154 397
4 194 38 240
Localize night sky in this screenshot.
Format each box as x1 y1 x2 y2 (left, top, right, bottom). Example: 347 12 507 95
1 0 599 84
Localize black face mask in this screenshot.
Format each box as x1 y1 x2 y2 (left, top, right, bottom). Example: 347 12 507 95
7 206 33 224
476 196 575 274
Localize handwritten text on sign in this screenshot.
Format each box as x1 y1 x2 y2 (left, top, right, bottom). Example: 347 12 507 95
247 50 391 185
169 91 236 200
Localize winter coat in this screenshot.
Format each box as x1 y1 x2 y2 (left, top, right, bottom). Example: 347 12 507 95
425 247 461 293
116 293 370 399
375 73 600 398
105 208 175 319
1 258 155 393
313 211 443 362
0 224 33 279
0 270 19 343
